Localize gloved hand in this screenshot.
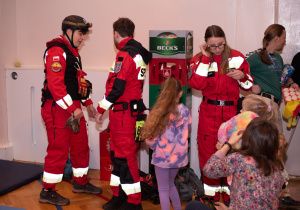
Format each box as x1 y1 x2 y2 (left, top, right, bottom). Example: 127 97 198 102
77 70 90 98
65 116 80 133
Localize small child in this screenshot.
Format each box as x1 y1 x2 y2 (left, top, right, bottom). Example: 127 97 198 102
141 77 191 210
204 118 284 209
217 94 277 149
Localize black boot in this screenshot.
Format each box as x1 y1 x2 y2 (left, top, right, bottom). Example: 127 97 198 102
280 196 300 208
102 195 127 210
39 188 70 206
103 186 127 210
72 182 102 194
116 201 143 210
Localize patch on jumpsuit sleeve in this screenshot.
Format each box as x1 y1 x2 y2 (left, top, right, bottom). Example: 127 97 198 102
51 62 62 73
114 62 123 73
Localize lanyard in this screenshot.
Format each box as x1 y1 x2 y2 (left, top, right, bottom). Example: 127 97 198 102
267 51 281 81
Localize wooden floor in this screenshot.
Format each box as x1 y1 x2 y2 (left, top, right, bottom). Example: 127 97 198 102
0 168 300 210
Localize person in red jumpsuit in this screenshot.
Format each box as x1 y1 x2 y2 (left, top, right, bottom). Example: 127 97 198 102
188 25 253 204
39 15 102 206
95 17 152 210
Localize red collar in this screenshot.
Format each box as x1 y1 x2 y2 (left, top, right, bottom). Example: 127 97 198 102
117 37 133 51
59 35 79 56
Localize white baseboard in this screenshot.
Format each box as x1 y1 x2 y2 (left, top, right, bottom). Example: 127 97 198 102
0 145 14 160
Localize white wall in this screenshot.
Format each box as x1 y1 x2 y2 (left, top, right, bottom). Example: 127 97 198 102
0 0 16 149
278 0 300 176
1 0 300 175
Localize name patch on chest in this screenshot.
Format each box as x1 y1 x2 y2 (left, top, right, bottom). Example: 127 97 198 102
114 62 123 73
51 62 62 73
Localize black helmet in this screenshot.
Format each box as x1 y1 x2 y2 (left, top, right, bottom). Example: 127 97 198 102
62 15 92 33
62 15 92 48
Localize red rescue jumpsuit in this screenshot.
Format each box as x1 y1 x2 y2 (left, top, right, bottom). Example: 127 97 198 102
97 37 152 205
188 49 253 201
41 36 93 189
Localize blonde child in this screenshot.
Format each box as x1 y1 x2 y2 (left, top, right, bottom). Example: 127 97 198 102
141 77 191 210
217 94 277 149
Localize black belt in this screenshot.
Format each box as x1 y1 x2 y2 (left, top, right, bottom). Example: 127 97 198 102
111 102 129 112
260 92 280 105
203 96 234 106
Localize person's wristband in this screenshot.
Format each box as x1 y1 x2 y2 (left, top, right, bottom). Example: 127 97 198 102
288 82 295 88
223 142 232 150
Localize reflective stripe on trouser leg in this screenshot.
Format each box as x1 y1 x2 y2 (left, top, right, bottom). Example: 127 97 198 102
110 173 141 195
110 150 141 204
204 184 230 196
121 182 141 195
43 171 63 183
72 167 89 177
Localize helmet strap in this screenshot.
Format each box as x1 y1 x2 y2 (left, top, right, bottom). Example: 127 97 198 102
65 29 76 48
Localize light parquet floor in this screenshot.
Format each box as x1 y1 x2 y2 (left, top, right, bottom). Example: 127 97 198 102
0 169 189 210
1 168 300 210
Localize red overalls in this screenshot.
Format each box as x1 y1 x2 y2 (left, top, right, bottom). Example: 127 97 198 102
41 36 93 189
97 37 152 205
188 50 253 201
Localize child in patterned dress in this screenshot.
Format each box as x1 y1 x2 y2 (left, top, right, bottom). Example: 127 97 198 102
141 77 191 210
203 118 284 209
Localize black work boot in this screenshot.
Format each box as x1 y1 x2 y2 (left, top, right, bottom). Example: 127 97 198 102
280 196 300 208
39 188 70 206
116 201 143 210
102 195 127 210
72 182 102 194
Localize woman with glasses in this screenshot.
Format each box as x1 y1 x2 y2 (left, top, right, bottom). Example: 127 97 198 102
188 25 254 204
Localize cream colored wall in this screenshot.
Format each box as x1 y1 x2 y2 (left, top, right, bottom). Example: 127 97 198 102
0 0 275 145
1 0 300 174
278 0 300 176
0 0 16 148
279 0 300 64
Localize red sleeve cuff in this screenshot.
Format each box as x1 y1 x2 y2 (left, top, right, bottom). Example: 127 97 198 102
97 106 106 114
239 77 247 83
66 104 77 115
83 99 93 107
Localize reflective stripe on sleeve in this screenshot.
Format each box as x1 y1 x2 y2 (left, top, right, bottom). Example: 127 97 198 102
238 73 253 90
228 56 244 69
133 54 146 69
196 62 218 77
56 94 73 110
43 171 63 184
196 63 209 77
98 97 113 110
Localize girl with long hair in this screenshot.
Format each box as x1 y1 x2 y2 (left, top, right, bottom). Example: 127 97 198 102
141 77 191 210
204 118 284 209
188 25 254 202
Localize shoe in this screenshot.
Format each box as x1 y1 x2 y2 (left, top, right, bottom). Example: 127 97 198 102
280 196 300 208
201 197 216 210
72 182 102 194
102 195 127 210
115 201 143 210
39 188 70 206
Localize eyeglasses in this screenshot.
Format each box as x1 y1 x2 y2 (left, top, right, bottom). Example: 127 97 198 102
208 43 225 50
